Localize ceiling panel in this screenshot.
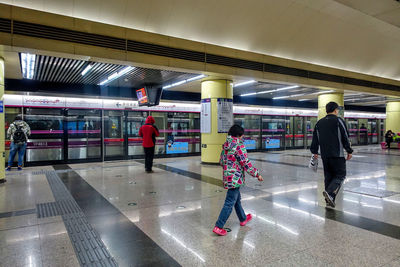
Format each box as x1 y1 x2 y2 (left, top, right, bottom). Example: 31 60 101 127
20 53 200 89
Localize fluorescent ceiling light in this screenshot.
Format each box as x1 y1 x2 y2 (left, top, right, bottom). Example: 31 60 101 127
162 74 205 90
186 74 206 82
21 53 36 79
234 80 256 87
298 99 309 101
81 64 93 76
240 92 258 97
273 93 305 100
98 66 134 86
274 85 299 92
240 84 299 97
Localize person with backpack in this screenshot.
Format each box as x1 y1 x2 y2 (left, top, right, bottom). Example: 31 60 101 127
6 115 31 171
139 116 160 173
213 125 263 236
310 102 353 208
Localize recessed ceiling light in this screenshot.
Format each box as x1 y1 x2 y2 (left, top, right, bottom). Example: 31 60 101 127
98 66 134 86
162 74 206 90
81 64 93 76
21 53 36 79
234 80 256 87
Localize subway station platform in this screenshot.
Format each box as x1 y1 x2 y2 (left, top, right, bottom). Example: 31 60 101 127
1 145 400 266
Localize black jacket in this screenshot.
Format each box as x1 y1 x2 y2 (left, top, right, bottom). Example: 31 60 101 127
310 114 353 158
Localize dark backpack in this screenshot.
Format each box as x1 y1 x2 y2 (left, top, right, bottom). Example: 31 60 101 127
13 125 26 144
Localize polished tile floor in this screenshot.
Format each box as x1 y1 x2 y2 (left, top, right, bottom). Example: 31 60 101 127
1 146 400 266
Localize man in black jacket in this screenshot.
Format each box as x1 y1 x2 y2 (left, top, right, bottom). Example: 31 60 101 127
310 102 353 207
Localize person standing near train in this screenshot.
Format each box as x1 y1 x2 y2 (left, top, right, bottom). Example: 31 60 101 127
139 116 160 173
6 115 31 171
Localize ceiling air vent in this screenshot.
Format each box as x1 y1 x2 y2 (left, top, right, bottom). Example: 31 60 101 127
264 64 309 78
206 54 263 71
127 40 205 62
308 71 343 83
0 18 11 33
13 21 126 50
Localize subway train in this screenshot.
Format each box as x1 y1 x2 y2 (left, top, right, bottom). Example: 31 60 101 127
4 94 386 166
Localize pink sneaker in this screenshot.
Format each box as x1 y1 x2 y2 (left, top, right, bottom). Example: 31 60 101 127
213 226 227 236
240 214 252 226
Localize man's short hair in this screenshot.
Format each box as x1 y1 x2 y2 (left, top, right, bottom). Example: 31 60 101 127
15 115 22 121
228 125 245 137
326 102 339 113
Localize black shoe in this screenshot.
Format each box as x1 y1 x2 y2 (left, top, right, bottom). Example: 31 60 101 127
323 191 335 208
0 179 6 184
145 170 154 173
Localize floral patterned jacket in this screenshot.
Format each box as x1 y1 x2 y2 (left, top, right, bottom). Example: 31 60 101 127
220 136 260 189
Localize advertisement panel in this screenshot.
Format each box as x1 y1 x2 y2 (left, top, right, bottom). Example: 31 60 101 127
265 138 280 149
166 142 189 154
201 99 211 133
217 98 233 133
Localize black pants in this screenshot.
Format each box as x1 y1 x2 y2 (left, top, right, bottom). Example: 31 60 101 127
322 157 346 200
386 139 392 149
144 146 155 171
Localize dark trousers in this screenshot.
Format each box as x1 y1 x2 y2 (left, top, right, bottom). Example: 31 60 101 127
386 139 392 149
322 157 346 201
215 188 246 228
144 146 155 171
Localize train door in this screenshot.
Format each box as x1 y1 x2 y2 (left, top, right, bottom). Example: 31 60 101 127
380 119 385 143
23 108 65 165
262 116 285 150
285 117 293 149
368 119 378 144
126 111 147 158
166 112 201 155
5 107 23 165
306 117 318 148
293 116 304 148
359 118 368 145
66 109 101 162
104 110 125 160
150 112 166 155
346 118 359 145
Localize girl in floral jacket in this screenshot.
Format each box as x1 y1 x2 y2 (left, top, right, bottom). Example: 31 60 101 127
213 125 263 236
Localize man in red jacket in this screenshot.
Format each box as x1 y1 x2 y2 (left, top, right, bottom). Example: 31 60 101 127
139 116 160 173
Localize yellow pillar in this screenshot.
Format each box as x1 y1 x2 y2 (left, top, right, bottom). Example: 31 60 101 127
386 101 400 134
318 93 344 120
0 58 5 183
201 80 233 164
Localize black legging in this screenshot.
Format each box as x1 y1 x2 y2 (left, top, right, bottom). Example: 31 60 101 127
386 138 392 149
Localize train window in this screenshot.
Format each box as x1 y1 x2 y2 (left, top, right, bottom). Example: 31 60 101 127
164 112 200 154
67 109 101 160
262 115 285 150
127 111 146 156
234 115 261 150
24 108 65 162
104 110 124 158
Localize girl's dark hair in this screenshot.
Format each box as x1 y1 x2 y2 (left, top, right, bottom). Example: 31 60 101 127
228 125 244 137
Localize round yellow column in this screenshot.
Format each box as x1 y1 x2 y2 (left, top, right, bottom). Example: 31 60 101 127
201 80 233 164
318 93 344 120
0 58 5 183
386 101 400 134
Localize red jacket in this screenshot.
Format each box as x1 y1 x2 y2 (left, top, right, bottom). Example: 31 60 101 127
139 116 160 148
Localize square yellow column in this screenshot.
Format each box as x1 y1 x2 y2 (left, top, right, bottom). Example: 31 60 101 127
201 80 233 164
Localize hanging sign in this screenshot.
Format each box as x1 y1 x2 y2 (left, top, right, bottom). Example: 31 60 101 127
217 98 233 133
201 99 211 133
